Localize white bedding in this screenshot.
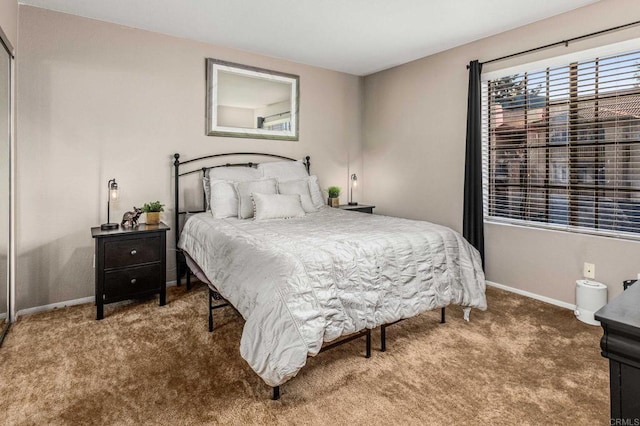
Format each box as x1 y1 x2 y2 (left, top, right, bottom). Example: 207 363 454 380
178 207 486 387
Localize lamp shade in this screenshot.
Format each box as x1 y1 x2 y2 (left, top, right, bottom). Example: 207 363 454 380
101 178 120 230
109 180 119 200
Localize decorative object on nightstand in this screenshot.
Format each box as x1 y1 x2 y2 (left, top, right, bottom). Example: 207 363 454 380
91 223 170 320
100 178 120 230
142 201 164 225
339 204 375 214
348 173 358 206
328 186 340 207
121 207 142 228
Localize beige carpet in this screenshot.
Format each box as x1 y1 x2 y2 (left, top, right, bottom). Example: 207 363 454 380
0 285 608 425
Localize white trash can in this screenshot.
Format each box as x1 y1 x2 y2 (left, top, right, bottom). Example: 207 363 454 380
575 279 607 326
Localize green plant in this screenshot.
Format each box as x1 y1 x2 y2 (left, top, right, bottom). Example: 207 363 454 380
142 201 164 213
328 186 341 198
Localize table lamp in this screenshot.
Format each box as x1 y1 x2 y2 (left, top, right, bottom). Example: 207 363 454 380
348 173 358 206
100 178 119 230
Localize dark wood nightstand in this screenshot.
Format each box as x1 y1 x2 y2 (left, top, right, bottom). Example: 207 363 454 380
339 204 375 214
91 223 170 320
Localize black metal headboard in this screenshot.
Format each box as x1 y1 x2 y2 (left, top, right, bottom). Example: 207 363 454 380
172 152 310 285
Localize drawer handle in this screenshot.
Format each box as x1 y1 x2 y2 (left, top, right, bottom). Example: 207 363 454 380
130 249 137 256
131 278 137 284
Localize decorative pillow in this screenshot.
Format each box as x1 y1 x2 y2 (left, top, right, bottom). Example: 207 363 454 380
203 167 261 211
209 180 238 218
278 179 318 213
252 193 305 221
258 160 308 180
308 175 325 209
235 179 278 219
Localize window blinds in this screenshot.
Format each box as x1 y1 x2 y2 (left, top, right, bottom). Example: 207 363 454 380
483 49 640 238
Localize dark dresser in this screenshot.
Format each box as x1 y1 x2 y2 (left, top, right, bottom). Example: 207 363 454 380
595 283 640 422
91 223 169 319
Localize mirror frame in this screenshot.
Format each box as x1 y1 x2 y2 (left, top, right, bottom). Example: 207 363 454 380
206 58 300 141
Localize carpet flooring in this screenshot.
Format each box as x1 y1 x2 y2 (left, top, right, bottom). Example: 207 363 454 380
0 285 608 425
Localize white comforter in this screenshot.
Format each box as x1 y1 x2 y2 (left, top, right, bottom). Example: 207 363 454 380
178 208 486 387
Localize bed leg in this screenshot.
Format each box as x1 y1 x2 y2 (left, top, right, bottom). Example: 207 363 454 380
441 307 446 324
208 289 214 332
176 251 181 287
365 329 371 358
381 325 387 352
186 268 192 291
272 386 280 400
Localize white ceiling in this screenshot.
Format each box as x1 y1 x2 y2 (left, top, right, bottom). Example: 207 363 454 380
20 0 600 76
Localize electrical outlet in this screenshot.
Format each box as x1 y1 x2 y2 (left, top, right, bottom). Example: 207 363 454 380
583 262 595 280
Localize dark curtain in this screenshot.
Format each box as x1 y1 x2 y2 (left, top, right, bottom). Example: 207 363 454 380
463 60 484 267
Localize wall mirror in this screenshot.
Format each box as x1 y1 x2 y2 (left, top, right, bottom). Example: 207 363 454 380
206 58 299 141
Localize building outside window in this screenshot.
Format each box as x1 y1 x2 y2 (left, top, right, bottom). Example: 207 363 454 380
484 49 640 238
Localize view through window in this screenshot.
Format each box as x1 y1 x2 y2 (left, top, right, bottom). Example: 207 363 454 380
483 49 640 238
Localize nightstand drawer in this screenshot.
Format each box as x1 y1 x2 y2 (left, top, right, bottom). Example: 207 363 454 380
103 264 162 301
104 236 161 269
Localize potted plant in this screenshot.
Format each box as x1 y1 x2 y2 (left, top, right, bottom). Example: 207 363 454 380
327 186 340 208
142 201 164 225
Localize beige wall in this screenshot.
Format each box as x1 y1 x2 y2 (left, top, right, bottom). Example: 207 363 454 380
364 0 640 305
16 6 362 310
0 0 17 51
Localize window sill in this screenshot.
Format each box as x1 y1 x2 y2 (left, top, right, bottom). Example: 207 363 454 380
484 217 640 243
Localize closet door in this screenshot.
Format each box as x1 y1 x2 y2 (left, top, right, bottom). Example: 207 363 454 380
0 39 10 342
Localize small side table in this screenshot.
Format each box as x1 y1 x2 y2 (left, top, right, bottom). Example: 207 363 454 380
91 223 170 320
339 204 375 214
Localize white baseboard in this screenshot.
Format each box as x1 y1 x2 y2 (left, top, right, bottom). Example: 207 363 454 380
15 280 180 320
14 280 573 319
16 296 95 318
486 281 575 310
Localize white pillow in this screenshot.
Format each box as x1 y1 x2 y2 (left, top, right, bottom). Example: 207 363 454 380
203 167 261 211
308 175 325 209
258 160 308 180
209 180 238 218
278 179 318 213
252 193 305 221
235 179 278 219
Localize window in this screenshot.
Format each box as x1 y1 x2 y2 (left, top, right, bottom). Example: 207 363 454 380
483 49 640 238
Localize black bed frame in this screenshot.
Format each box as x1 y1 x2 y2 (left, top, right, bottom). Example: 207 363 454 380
172 152 444 400
173 152 311 291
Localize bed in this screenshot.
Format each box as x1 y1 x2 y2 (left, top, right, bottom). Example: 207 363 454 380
173 152 487 399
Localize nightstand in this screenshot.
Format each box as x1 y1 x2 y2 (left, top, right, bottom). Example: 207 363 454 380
339 204 375 214
91 223 170 320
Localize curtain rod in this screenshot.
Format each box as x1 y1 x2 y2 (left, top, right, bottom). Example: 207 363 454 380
468 19 640 69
